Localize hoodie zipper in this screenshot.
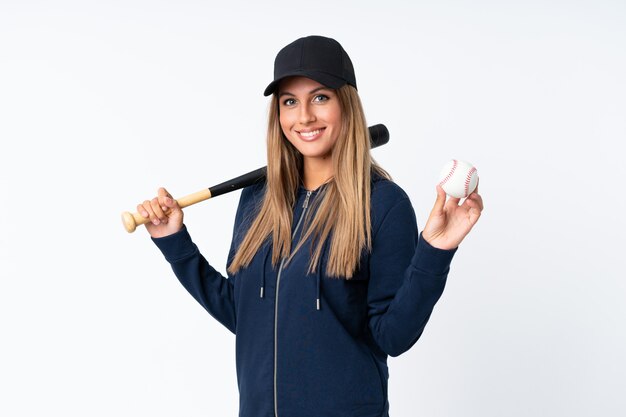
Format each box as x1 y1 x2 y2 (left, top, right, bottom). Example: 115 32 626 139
274 190 311 417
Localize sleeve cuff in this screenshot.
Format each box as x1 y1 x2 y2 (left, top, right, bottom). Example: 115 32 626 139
151 225 198 263
410 232 458 275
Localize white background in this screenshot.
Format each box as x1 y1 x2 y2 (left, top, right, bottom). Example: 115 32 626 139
1 0 624 416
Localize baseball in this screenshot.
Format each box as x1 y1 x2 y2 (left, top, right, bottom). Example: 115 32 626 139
438 159 479 198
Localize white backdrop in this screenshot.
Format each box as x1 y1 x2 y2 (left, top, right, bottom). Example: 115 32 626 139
1 1 624 416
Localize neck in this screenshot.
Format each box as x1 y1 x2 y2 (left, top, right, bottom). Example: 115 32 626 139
302 156 334 190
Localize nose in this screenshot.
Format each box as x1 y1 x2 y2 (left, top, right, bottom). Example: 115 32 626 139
298 102 316 124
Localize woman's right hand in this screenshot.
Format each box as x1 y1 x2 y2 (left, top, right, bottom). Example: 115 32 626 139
137 187 184 238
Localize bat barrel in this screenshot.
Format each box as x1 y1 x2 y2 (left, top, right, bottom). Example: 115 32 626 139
209 167 267 198
369 124 389 148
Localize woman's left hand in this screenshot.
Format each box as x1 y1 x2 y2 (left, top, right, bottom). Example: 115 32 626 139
421 183 484 250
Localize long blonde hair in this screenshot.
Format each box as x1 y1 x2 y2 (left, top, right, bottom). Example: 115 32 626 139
228 84 389 278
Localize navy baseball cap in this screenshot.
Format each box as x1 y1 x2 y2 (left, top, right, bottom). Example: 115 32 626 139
263 35 357 96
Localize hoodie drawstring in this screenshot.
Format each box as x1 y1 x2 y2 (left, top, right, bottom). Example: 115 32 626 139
260 243 271 298
316 266 321 310
315 238 331 311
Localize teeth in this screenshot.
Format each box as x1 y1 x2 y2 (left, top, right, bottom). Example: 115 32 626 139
299 129 322 138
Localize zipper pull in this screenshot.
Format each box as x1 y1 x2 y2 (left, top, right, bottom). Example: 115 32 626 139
302 190 312 209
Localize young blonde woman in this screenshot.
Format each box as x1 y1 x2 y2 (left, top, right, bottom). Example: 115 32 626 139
138 35 483 417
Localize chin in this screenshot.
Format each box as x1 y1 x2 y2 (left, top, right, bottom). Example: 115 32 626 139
296 146 333 159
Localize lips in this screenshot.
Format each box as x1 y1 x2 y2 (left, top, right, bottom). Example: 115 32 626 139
296 128 325 142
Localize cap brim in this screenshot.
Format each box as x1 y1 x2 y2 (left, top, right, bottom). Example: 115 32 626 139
263 70 347 96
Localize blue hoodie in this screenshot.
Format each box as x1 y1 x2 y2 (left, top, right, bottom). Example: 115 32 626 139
152 174 457 417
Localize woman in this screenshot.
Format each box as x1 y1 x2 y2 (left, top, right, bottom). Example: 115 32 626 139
138 35 483 417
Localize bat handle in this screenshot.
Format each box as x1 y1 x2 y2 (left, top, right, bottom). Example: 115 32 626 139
121 188 212 233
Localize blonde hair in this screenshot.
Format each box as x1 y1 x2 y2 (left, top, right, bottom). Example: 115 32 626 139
228 85 389 278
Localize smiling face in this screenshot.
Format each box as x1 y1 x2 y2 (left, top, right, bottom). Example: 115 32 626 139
278 76 342 167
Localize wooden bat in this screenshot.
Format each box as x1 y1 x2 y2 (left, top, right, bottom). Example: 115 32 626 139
122 124 389 233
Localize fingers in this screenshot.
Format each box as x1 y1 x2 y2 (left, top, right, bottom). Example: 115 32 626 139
137 200 161 225
467 179 483 211
158 187 172 199
432 185 447 213
444 191 461 210
138 187 178 226
460 186 484 224
150 197 169 224
467 191 484 211
137 199 166 226
157 186 182 210
137 202 151 220
463 195 483 212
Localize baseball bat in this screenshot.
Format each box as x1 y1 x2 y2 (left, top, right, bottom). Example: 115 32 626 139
122 124 389 233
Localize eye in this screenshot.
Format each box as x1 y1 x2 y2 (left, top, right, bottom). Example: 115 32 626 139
282 98 296 106
313 94 329 103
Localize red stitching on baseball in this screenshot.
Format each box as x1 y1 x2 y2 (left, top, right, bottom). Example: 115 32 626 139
464 167 477 197
438 159 458 187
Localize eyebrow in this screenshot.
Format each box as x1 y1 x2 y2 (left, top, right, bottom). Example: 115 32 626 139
278 86 331 98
